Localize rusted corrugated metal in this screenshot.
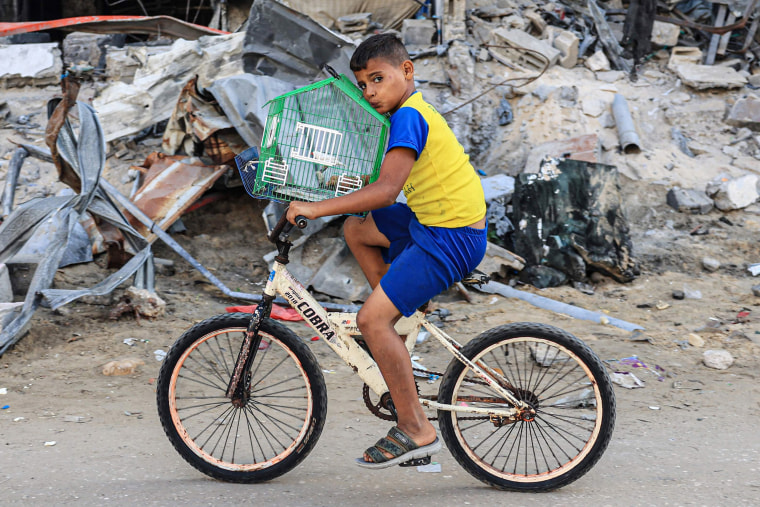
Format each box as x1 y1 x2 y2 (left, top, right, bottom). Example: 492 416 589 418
127 152 228 243
0 15 227 39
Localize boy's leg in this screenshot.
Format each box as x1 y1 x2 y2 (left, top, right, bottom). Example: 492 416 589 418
344 214 390 289
356 284 437 461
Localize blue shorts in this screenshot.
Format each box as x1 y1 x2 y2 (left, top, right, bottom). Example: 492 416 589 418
373 203 487 317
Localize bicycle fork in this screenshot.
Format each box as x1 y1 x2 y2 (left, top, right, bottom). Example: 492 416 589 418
225 294 274 406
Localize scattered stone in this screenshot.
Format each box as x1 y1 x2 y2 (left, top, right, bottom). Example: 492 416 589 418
109 286 167 320
702 257 721 272
674 63 747 90
581 97 606 117
706 173 760 211
585 49 611 72
672 290 685 300
725 94 760 130
596 70 624 83
102 358 145 376
335 12 372 34
651 21 680 47
702 349 734 370
666 187 713 214
752 284 760 297
668 46 703 71
687 333 705 347
553 30 579 68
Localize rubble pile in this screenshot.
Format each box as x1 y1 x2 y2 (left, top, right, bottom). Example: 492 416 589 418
0 0 759 354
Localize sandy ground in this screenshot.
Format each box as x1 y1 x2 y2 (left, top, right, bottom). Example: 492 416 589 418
2 75 760 504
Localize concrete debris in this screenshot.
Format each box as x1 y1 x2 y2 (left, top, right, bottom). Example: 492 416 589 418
726 95 760 130
703 349 734 370
403 18 437 48
666 187 714 214
585 50 611 72
667 46 703 71
489 28 561 71
674 63 748 90
650 21 680 47
0 42 62 87
706 173 759 211
336 13 373 34
93 32 246 142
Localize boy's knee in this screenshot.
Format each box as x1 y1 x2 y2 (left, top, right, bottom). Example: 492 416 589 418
343 215 361 238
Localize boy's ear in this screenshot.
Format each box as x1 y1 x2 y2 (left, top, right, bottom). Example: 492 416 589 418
401 59 414 80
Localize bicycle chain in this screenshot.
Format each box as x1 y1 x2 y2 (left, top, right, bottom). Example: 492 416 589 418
362 366 491 422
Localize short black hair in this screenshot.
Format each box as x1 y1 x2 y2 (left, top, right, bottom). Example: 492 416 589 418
350 33 410 71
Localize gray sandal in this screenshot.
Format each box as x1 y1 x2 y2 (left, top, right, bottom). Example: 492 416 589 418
355 426 441 469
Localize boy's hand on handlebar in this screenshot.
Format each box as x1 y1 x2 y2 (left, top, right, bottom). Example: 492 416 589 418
287 201 318 224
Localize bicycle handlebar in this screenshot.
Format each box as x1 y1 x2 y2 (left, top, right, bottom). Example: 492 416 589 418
267 206 307 243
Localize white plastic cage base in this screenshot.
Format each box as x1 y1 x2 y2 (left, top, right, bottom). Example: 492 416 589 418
262 159 289 186
291 122 343 166
335 174 363 196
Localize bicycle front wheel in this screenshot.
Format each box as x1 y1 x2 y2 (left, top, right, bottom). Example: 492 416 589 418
156 313 327 483
438 322 615 492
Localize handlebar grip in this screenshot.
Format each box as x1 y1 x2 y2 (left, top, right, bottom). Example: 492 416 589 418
295 215 307 229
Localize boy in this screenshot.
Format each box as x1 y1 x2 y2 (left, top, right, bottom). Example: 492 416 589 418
286 33 487 469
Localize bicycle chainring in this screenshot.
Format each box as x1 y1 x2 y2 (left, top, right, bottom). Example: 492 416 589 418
362 384 396 421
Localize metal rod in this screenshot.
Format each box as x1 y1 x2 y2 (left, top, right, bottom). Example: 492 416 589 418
1 147 28 218
612 94 641 154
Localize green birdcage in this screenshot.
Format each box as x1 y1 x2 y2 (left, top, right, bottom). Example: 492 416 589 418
238 73 390 205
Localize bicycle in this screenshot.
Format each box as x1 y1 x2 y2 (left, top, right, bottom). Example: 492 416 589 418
156 210 616 492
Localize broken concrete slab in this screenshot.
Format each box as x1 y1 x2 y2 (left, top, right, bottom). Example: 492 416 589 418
402 18 437 47
524 134 600 172
93 32 246 142
0 42 62 87
104 43 173 83
335 12 372 34
490 28 560 71
674 63 748 90
63 31 125 71
666 187 714 214
726 94 760 130
482 174 515 204
706 173 760 210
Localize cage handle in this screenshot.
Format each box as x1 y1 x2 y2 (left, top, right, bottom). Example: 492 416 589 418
322 64 340 79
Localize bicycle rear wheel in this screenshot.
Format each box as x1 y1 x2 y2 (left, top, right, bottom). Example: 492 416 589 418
156 313 327 483
438 322 615 491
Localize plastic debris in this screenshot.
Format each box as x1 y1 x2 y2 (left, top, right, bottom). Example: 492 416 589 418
0 387 7 395
417 462 442 473
610 371 645 389
154 349 167 362
44 441 56 446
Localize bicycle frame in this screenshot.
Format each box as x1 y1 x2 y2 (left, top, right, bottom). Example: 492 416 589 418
263 259 528 419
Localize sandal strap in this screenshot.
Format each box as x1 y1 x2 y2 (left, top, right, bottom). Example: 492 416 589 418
374 436 406 457
364 445 390 464
387 426 419 451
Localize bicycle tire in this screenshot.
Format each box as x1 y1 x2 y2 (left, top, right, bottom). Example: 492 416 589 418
437 322 615 492
156 313 327 483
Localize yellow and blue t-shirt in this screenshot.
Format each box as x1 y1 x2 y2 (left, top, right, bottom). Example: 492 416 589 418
387 91 486 228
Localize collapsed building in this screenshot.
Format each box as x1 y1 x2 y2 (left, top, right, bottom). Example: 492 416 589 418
0 0 758 353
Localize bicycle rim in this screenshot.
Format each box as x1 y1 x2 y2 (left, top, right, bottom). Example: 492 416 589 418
167 326 315 472
447 336 608 484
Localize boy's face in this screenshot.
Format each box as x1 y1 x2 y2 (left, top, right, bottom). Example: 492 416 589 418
353 57 414 115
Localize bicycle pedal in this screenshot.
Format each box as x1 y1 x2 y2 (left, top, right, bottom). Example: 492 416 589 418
399 456 431 467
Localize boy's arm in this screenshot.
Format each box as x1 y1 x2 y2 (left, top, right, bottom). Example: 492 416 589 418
286 147 416 223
